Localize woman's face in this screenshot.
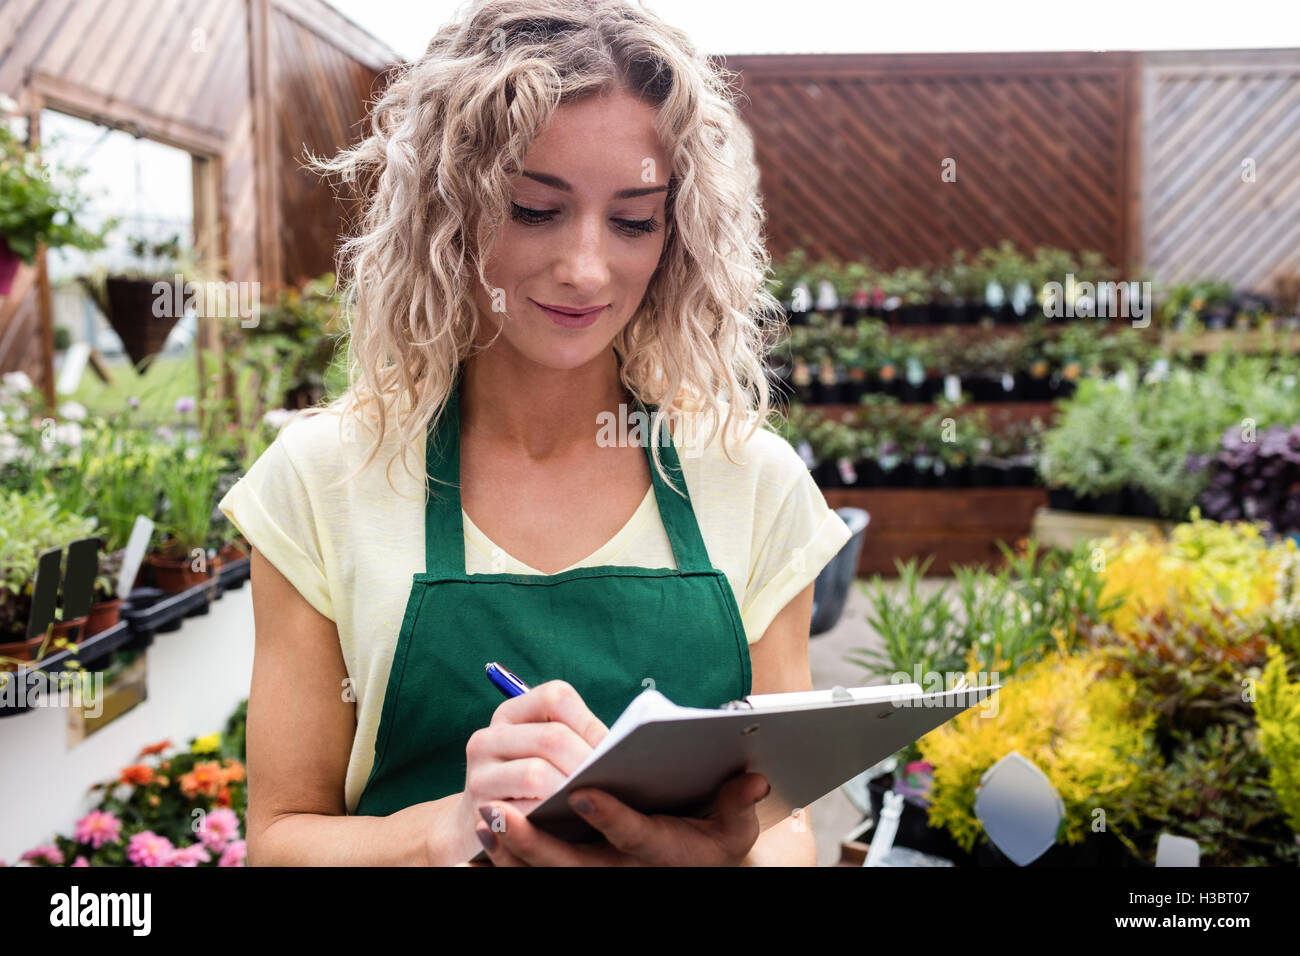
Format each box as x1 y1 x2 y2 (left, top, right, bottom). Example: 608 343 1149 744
473 88 671 370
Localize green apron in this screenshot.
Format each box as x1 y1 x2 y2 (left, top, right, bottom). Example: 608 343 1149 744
354 373 752 816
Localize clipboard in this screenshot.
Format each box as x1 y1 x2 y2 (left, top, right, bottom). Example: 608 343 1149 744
469 680 998 862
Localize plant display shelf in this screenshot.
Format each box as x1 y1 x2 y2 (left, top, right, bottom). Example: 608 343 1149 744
1159 330 1300 355
822 487 1047 578
807 402 1058 426
1031 508 1175 552
0 556 252 718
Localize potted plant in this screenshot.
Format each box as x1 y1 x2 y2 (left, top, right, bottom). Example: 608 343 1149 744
1193 423 1300 536
0 488 100 659
148 439 223 594
0 96 111 295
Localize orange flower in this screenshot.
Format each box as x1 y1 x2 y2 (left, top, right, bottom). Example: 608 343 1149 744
156 775 169 787
179 761 224 799
161 760 171 771
222 760 246 784
216 787 231 808
137 739 172 759
149 794 160 807
119 764 154 786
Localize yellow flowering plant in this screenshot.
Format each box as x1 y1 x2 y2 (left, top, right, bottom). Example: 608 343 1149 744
918 648 1156 856
1255 644 1300 836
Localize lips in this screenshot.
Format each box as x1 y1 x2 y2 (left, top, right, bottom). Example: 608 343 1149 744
532 300 605 316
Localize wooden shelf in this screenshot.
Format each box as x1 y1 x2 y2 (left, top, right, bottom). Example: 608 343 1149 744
1160 329 1300 355
807 402 1059 424
1032 507 1175 550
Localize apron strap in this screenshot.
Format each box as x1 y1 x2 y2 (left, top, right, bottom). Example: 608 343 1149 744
423 372 714 575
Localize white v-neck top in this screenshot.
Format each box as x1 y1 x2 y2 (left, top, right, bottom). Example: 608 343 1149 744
218 398 852 812
461 485 656 574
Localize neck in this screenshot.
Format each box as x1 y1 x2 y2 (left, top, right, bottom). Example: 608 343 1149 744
459 349 633 460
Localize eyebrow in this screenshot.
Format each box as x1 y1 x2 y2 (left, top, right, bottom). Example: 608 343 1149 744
521 170 667 199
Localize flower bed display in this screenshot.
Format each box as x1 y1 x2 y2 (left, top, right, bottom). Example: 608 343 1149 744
5 699 248 867
849 518 1300 865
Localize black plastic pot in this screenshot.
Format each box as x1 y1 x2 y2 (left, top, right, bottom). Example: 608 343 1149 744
867 776 976 865
1047 486 1080 511
972 463 1004 487
1006 464 1038 486
898 304 931 325
857 460 884 487
911 461 937 487
1124 486 1162 518
812 460 842 488
973 827 1147 867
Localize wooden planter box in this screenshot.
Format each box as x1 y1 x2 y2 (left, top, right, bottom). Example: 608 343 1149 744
822 487 1048 577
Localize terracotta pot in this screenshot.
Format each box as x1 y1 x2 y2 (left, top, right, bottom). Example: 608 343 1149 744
218 542 248 563
51 616 88 645
0 633 48 665
85 598 123 637
147 552 212 594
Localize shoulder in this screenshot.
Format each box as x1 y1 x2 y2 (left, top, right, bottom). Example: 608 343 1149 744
675 400 809 497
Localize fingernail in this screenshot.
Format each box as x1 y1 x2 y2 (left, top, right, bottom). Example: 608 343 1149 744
571 795 594 815
478 805 496 827
759 782 772 801
476 826 497 852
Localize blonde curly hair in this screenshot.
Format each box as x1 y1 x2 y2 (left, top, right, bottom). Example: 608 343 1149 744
302 0 785 499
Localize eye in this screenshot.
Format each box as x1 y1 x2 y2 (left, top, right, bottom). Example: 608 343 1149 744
511 202 660 238
510 202 555 225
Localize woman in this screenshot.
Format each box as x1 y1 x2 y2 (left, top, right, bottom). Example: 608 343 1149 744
218 0 852 866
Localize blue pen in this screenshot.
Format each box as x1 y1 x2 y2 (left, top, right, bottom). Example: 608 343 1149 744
485 662 531 699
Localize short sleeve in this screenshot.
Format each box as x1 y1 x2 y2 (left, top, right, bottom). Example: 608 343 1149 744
217 436 335 622
741 462 852 645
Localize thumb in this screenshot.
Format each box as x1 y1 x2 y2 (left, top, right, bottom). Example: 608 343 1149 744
712 773 770 821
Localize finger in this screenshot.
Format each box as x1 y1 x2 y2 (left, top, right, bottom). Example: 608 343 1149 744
566 788 664 863
489 680 609 748
474 822 527 867
470 756 569 803
468 720 597 778
484 800 620 866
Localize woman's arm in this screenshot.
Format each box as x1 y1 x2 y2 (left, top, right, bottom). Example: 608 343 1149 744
245 547 472 865
741 580 820 866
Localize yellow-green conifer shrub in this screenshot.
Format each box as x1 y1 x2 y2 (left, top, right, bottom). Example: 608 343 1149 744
1255 644 1300 835
918 648 1156 854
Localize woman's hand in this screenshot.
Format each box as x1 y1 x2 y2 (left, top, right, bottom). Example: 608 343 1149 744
442 680 609 864
473 771 770 866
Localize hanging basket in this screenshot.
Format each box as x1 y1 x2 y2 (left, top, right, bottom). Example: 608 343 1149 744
102 275 181 369
0 236 21 296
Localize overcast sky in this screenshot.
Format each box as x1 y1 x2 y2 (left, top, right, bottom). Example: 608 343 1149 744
326 0 1300 62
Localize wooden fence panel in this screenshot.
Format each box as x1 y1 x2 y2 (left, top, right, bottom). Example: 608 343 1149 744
1141 49 1300 295
722 52 1139 272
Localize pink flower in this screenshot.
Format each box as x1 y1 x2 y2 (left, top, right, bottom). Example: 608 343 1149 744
19 845 64 865
74 809 122 849
197 808 240 853
72 857 90 867
126 831 175 867
168 843 212 867
218 840 247 867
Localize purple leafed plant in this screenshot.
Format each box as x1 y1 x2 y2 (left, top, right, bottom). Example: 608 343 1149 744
1195 424 1300 534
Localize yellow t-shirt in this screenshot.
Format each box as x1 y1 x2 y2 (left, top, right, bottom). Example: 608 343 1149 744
217 399 853 813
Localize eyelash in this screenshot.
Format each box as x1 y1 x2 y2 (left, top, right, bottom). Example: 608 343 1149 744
510 202 660 237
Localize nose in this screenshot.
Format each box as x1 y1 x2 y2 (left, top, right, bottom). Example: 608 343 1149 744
553 212 610 295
